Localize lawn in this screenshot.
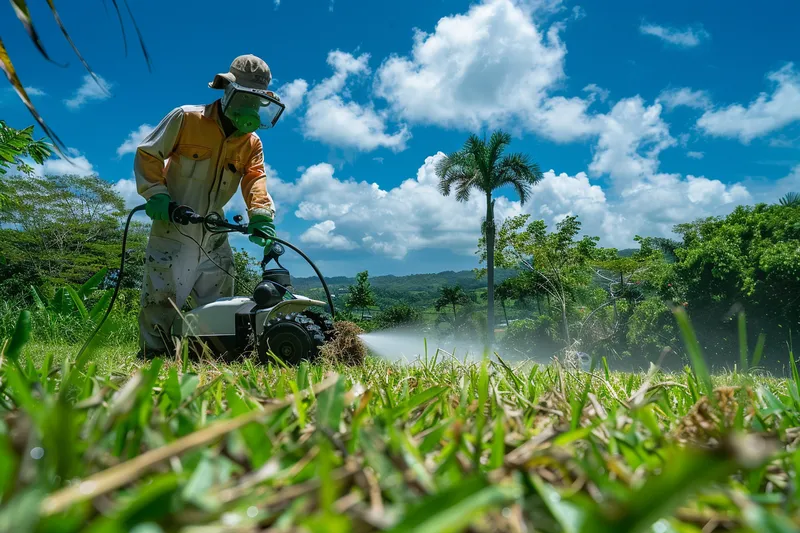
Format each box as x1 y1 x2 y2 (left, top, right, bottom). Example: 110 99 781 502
2 323 800 532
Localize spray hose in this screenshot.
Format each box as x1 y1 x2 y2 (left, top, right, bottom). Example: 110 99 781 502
73 203 336 365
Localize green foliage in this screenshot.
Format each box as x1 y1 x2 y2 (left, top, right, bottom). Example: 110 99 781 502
0 120 52 179
0 317 796 531
232 249 260 296
500 315 560 357
434 285 471 322
0 173 148 300
375 303 422 329
29 268 113 322
779 191 800 207
345 270 376 319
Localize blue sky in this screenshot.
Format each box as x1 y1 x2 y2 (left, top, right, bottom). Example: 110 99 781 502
2 0 799 277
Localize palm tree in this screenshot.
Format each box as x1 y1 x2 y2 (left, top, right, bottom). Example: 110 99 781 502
435 131 543 346
779 192 800 207
435 285 470 323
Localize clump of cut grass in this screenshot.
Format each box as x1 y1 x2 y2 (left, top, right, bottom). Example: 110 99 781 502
319 320 367 366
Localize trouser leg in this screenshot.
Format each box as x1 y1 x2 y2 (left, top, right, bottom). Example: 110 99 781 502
191 238 235 304
138 233 195 355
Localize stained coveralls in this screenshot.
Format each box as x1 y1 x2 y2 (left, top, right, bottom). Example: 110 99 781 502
134 101 275 354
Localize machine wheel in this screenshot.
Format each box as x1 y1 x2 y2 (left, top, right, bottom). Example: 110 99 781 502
258 312 326 365
302 310 335 343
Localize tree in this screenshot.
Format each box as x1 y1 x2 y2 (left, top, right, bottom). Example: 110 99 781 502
0 173 138 295
779 192 800 207
488 214 598 347
435 285 470 322
494 279 516 326
232 249 261 296
376 303 422 330
346 270 376 319
436 130 543 346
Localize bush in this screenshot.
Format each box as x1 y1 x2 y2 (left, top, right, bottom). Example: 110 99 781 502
500 315 560 359
375 303 422 330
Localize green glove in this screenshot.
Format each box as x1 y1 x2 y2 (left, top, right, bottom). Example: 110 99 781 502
247 214 276 247
145 193 171 221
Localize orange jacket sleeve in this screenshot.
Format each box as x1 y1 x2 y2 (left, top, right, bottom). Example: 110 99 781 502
134 107 185 199
241 136 276 219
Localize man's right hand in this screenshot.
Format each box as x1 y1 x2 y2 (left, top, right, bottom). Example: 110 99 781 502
145 193 171 221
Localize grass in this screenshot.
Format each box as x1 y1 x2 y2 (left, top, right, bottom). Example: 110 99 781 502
2 310 800 532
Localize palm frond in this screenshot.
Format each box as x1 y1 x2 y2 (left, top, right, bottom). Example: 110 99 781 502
779 191 800 207
496 153 543 205
2 1 151 159
487 130 511 170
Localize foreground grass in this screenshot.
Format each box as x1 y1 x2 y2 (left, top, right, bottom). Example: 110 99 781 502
2 333 800 531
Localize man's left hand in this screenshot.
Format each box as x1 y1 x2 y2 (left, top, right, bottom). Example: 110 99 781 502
247 214 276 247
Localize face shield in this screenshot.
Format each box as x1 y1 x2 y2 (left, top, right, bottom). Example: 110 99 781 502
221 83 286 134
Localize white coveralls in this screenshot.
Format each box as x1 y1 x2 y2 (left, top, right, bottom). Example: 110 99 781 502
134 100 275 354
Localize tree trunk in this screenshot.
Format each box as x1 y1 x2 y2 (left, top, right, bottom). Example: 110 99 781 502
501 299 508 327
452 302 457 323
537 296 542 315
486 193 495 347
561 299 570 346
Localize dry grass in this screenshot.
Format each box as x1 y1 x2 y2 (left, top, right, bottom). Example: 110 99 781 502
319 320 367 366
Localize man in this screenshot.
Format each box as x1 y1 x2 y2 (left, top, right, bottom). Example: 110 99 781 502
134 54 284 357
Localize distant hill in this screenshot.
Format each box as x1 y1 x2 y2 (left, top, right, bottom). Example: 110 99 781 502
290 268 518 310
291 268 517 293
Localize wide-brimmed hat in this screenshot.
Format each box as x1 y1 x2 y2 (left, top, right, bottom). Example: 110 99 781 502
208 54 272 94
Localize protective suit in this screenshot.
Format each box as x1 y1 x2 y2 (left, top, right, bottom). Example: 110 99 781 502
134 54 281 356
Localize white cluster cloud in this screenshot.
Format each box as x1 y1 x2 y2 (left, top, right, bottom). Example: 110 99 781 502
658 87 712 111
639 22 710 47
287 51 411 152
30 148 95 177
697 63 800 143
65 74 112 110
374 0 592 141
117 124 155 157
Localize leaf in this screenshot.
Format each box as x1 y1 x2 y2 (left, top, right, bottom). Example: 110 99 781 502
163 368 181 406
531 474 591 533
2 310 31 364
316 374 346 432
65 285 89 320
80 267 109 297
225 387 272 469
30 285 46 310
0 37 68 157
385 475 521 533
672 307 712 398
10 0 66 65
0 488 45 533
88 289 114 321
388 385 448 420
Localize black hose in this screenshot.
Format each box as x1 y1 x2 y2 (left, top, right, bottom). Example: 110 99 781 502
73 203 146 368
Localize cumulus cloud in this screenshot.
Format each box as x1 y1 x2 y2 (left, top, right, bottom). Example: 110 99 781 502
300 220 358 250
639 22 710 47
30 148 95 177
65 74 112 110
117 124 154 157
658 87 712 111
373 0 600 142
589 97 675 188
298 51 411 152
276 79 309 114
697 63 800 143
687 151 704 159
